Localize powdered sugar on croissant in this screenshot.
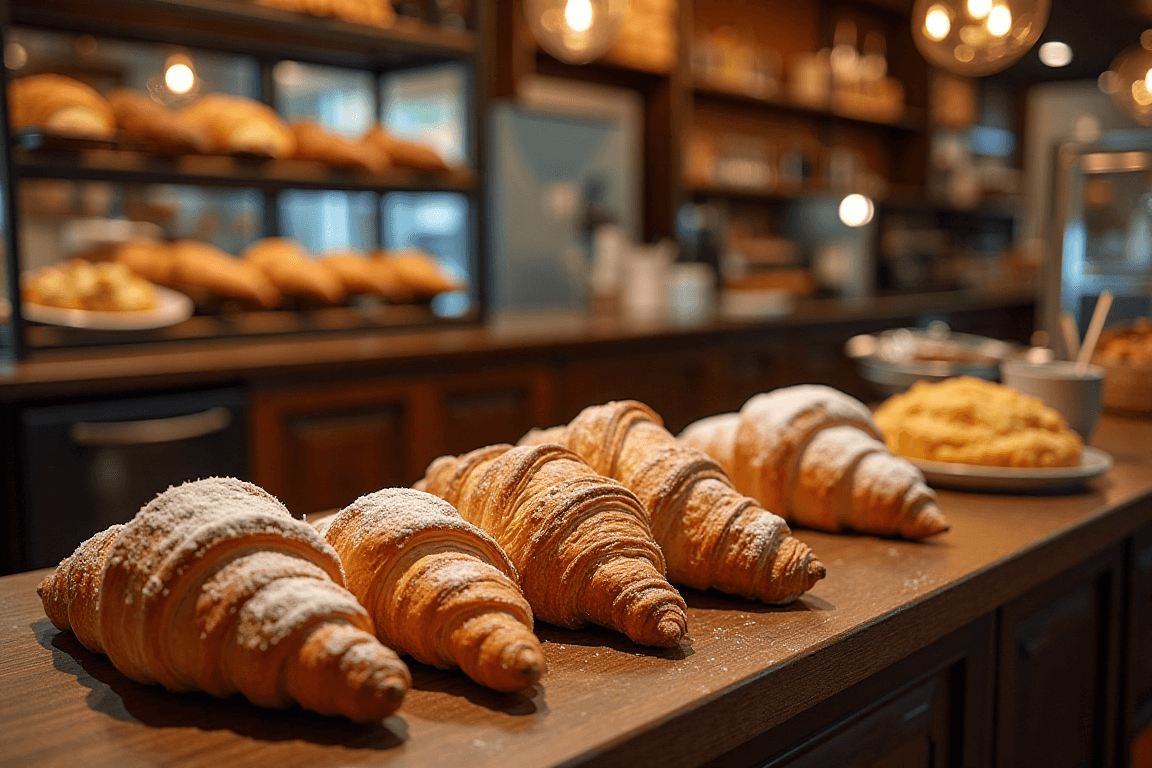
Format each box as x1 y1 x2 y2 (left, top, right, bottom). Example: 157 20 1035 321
319 488 546 692
681 385 948 539
38 477 411 722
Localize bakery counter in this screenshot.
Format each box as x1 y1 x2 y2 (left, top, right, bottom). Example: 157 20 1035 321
3 413 1150 768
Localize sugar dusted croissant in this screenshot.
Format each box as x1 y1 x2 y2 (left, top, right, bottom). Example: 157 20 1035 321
417 443 688 648
681 386 949 539
37 477 411 722
315 488 546 692
522 401 825 604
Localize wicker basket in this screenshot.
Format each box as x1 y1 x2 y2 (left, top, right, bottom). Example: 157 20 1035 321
1097 359 1152 415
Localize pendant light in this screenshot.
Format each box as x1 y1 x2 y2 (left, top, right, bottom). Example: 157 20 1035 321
525 0 630 65
911 0 1049 76
1102 31 1152 126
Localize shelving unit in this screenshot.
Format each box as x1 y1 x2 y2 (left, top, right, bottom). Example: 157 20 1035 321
1 0 489 358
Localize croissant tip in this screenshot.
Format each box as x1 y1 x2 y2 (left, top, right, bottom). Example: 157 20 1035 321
905 504 951 538
808 558 827 582
510 646 546 687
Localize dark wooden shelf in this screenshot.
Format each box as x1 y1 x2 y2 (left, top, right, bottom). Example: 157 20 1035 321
692 83 928 133
12 146 477 195
8 0 477 70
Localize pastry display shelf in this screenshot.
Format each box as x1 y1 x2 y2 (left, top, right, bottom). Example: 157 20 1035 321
692 84 928 134
8 0 478 70
12 144 479 196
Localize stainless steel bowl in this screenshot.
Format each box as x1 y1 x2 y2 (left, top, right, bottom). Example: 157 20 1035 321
845 324 1022 397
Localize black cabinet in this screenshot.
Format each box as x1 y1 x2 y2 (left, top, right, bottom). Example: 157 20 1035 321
19 388 247 570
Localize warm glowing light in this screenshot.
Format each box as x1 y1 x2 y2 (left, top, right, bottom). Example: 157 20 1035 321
987 5 1011 36
1134 79 1152 107
955 44 975 62
564 0 593 32
1146 67 1152 90
925 6 952 41
1038 41 1072 67
165 62 195 94
967 0 991 19
839 194 875 227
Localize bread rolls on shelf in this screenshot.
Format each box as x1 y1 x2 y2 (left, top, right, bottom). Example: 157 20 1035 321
243 237 346 306
291 120 388 174
181 94 296 158
323 250 412 301
107 89 212 155
170 240 281 309
417 443 689 648
253 0 396 26
37 477 412 722
521 401 826 604
379 249 463 299
680 386 948 539
316 488 546 692
110 239 176 285
362 125 450 172
8 74 115 139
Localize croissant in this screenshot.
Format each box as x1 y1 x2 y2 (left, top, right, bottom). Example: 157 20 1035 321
8 74 115 139
107 88 211 155
169 240 281 309
416 443 688 648
680 385 949 539
521 401 825 604
291 120 387 174
243 237 346 305
315 488 546 692
378 249 462 299
362 125 449 172
37 477 411 722
181 94 295 158
322 251 412 301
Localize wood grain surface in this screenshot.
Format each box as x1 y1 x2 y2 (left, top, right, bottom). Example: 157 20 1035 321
2 413 1149 768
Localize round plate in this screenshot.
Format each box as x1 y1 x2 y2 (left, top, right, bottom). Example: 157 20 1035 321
909 446 1114 493
22 286 194 330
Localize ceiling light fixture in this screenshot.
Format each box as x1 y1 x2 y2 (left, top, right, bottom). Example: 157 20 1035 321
1038 41 1072 67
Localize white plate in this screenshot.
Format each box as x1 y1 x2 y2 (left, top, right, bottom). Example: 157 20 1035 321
22 286 194 330
909 446 1114 493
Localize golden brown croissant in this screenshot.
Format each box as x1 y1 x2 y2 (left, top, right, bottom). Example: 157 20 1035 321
170 240 281 309
8 74 115 139
291 120 387 174
521 401 826 604
416 443 688 648
243 237 346 306
180 94 295 158
322 251 411 301
680 386 949 539
379 249 463 299
111 239 177 285
315 488 546 692
107 88 211 155
37 477 411 722
362 125 449 172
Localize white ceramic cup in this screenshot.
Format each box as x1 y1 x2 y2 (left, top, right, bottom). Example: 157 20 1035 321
1001 360 1105 440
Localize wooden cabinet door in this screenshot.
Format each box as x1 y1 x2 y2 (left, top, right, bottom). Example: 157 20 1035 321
997 545 1124 768
250 366 557 516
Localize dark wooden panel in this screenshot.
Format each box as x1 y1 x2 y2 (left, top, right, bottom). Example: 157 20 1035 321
997 544 1124 768
559 347 719 434
1125 525 1152 768
284 405 406 516
439 367 559 457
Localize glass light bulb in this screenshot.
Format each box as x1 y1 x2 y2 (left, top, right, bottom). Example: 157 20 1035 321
967 0 991 19
912 0 1049 76
839 194 875 227
986 5 1012 36
525 0 630 65
1106 37 1152 125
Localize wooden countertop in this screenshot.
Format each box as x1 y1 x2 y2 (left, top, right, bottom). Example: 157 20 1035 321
0 287 1034 401
8 413 1144 768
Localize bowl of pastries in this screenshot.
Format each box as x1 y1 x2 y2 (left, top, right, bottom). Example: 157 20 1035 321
872 376 1112 491
1092 317 1152 414
21 258 194 330
844 323 1022 397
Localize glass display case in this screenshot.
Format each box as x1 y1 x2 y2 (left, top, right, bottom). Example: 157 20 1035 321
1 0 485 356
1046 129 1152 349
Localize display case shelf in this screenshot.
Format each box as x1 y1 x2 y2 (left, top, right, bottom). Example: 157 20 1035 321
9 0 477 70
12 145 478 196
692 83 928 133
